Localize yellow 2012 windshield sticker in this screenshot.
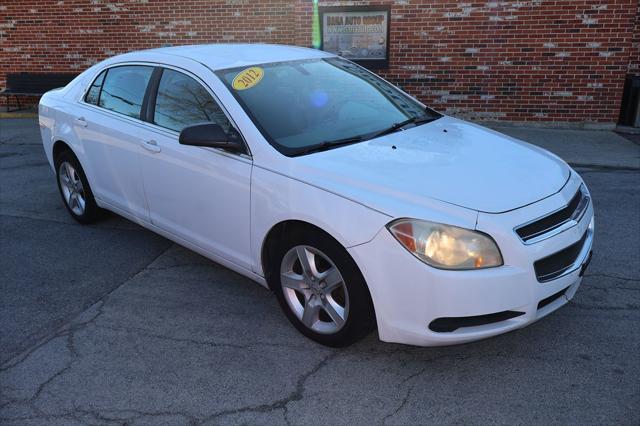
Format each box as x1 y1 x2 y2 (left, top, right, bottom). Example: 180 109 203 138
232 67 264 90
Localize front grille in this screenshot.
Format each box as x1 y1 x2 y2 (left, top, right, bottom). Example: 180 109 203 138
429 310 524 333
516 186 589 243
534 230 588 282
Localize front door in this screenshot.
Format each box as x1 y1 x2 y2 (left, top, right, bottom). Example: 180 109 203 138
138 67 253 269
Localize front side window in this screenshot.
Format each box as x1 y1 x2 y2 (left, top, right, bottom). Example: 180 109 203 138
84 70 106 105
153 69 231 133
217 58 439 156
98 65 153 119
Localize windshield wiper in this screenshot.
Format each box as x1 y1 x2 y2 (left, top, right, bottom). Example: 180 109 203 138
290 111 441 157
291 135 365 156
370 114 439 139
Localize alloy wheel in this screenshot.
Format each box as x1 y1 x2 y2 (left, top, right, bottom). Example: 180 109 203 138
280 245 349 334
58 161 86 216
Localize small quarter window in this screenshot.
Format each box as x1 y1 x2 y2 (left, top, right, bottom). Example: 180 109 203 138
153 69 231 133
98 66 153 119
84 70 106 105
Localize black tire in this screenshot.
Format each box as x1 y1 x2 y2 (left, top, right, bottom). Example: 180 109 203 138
54 149 102 224
269 228 376 347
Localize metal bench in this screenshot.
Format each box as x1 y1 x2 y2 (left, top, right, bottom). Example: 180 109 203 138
1 72 79 111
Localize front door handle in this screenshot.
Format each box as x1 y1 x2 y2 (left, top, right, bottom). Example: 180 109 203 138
75 117 88 127
141 139 161 153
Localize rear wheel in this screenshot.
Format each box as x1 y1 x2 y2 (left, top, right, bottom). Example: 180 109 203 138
54 149 101 224
270 229 375 347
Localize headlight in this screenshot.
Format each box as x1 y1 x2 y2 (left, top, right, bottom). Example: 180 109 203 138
387 219 503 270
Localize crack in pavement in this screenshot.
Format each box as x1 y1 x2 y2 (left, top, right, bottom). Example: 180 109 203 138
0 303 106 414
0 317 89 374
382 384 414 425
381 355 456 424
584 273 640 283
0 245 174 413
380 357 457 424
93 323 310 352
3 351 335 424
377 348 600 424
0 242 298 424
376 353 462 424
1 407 201 425
1 340 78 416
0 247 186 423
0 327 628 424
73 407 200 425
585 284 640 292
570 302 639 312
200 351 338 424
1 294 108 372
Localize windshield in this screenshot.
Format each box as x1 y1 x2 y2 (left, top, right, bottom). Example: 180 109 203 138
217 58 439 156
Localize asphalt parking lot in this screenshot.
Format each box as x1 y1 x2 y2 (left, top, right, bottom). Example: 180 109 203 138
1 118 639 425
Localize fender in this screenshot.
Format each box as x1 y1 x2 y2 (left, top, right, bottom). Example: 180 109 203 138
250 165 392 276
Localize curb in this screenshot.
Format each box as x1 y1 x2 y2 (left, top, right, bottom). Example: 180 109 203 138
482 120 617 131
0 112 38 119
615 125 640 135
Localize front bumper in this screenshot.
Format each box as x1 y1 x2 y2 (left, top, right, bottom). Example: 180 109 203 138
348 174 594 346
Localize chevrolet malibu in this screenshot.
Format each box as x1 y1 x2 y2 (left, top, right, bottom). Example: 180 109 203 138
38 44 594 347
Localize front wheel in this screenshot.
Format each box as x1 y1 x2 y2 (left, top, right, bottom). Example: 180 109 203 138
270 230 376 347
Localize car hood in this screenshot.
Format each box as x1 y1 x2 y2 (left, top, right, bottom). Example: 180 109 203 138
289 116 570 215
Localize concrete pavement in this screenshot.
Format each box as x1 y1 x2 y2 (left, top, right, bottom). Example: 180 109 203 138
490 124 640 170
1 118 638 425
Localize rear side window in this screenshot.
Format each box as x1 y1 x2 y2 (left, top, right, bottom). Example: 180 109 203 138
153 69 231 133
84 70 106 105
98 66 153 119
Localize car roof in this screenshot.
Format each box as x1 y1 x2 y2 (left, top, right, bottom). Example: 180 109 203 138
114 43 335 71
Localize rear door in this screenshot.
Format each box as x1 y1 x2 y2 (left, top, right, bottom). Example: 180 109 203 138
137 66 253 269
76 65 154 220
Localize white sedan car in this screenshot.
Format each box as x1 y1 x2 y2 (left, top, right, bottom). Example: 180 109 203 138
39 44 594 347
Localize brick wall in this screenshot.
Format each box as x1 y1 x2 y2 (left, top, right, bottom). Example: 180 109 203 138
630 1 640 75
1 0 638 125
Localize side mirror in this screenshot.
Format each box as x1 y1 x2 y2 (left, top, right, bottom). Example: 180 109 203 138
179 123 244 154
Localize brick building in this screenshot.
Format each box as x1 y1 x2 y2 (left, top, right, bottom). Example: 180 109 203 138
1 0 638 127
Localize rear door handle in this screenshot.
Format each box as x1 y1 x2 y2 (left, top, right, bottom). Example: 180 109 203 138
141 139 161 153
75 117 88 127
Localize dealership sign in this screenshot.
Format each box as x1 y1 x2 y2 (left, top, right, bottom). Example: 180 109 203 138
319 6 390 69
